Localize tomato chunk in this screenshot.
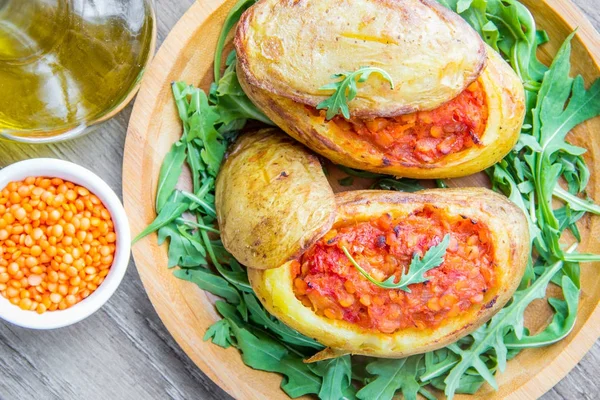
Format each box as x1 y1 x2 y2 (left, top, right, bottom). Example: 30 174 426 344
293 206 496 333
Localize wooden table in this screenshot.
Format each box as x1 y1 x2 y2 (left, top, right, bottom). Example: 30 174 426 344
0 1 599 399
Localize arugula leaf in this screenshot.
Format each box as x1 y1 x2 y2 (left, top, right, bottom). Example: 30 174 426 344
204 319 232 349
312 355 353 400
431 372 485 395
225 319 322 398
177 218 221 234
210 52 273 126
371 178 424 193
243 292 324 350
345 234 450 292
505 276 578 349
554 186 600 215
174 268 241 305
338 176 354 187
180 190 217 217
528 33 600 261
213 0 257 81
155 141 187 212
456 0 474 14
443 256 568 398
357 356 423 400
133 191 189 243
157 224 206 268
336 165 386 179
436 179 448 189
316 67 394 120
421 348 459 382
186 90 226 177
335 165 424 192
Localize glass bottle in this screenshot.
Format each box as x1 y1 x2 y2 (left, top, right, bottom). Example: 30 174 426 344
0 0 156 142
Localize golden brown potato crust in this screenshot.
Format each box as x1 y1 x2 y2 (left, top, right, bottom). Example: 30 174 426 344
235 0 486 118
215 129 335 270
249 188 530 358
238 46 525 179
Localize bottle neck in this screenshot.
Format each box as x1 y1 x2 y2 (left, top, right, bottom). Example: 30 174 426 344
0 0 70 63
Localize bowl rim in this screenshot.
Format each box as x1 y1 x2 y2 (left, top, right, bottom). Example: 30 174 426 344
0 158 131 329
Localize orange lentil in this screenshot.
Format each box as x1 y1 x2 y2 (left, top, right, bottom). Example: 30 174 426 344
7 262 19 275
30 245 42 257
19 298 32 310
80 218 90 230
51 224 63 238
106 232 116 243
0 177 116 313
25 256 37 268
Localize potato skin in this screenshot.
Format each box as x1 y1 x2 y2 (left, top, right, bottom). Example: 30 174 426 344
248 188 530 358
235 0 486 118
215 129 335 270
238 46 525 179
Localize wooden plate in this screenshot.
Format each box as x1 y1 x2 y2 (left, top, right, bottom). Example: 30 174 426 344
123 1 600 398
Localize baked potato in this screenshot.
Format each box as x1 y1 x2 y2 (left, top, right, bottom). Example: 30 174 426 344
235 0 486 117
215 128 335 270
238 45 525 179
248 189 530 359
216 130 530 359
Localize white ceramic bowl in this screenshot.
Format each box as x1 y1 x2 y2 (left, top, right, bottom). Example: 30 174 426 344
0 159 131 329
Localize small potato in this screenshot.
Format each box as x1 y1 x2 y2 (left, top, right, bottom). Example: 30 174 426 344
215 128 335 270
236 0 486 117
249 189 530 359
239 46 525 179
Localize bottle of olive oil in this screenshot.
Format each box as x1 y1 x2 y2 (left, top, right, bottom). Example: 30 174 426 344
0 0 155 141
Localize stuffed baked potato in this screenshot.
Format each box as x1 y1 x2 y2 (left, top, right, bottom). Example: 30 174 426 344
216 130 530 359
235 0 526 179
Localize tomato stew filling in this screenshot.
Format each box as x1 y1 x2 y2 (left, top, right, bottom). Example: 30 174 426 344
293 206 496 333
327 81 488 164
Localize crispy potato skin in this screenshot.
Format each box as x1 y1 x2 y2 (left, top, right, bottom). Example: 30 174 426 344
235 0 486 118
215 129 335 270
238 46 525 179
248 189 530 358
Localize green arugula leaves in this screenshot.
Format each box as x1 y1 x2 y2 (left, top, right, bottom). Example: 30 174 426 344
344 234 450 292
357 357 424 400
336 165 425 192
316 67 394 120
137 0 600 398
213 0 257 82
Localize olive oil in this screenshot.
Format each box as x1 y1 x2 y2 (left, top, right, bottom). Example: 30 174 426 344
0 0 155 140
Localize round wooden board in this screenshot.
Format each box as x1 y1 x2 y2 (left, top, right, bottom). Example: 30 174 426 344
123 1 600 398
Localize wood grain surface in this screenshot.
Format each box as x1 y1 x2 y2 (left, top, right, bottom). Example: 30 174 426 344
0 1 599 400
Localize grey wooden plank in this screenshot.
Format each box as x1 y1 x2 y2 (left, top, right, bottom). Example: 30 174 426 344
0 1 598 400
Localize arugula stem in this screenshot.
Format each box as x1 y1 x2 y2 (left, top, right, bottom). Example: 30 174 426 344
435 179 448 189
195 213 252 291
562 253 600 262
171 82 191 123
181 191 217 216
553 186 600 215
342 246 387 286
176 218 221 234
420 358 458 382
343 235 449 292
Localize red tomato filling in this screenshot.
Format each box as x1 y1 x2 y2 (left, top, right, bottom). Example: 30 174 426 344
293 206 496 333
329 81 488 164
